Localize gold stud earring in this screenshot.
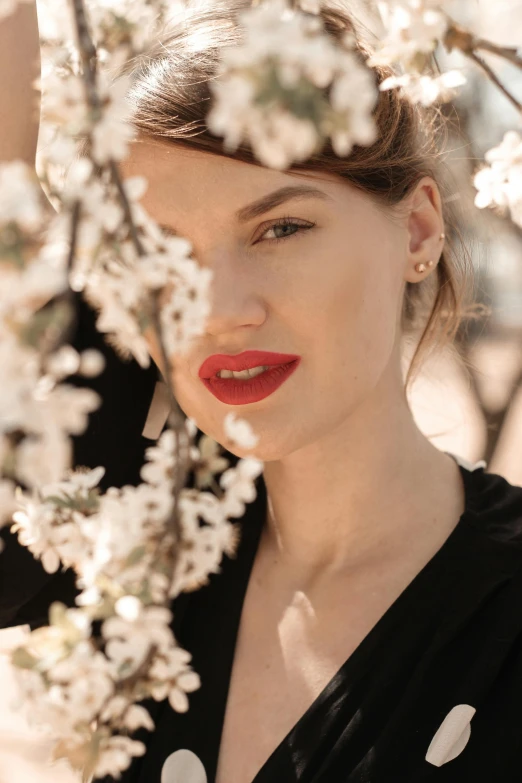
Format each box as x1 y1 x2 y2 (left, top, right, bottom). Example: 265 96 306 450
440 232 445 240
415 262 427 273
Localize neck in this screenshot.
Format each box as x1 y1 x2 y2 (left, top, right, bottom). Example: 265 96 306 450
261 379 465 584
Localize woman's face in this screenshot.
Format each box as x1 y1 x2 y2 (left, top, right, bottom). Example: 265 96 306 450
121 138 440 461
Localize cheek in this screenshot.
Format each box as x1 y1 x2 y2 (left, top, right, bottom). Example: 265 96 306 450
307 244 400 384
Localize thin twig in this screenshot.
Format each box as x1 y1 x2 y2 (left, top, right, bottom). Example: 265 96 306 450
443 17 522 72
443 19 522 114
70 0 99 107
147 293 190 579
35 200 81 365
474 38 522 71
467 50 522 114
109 160 145 257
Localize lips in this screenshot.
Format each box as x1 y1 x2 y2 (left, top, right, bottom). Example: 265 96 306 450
198 350 301 380
198 350 302 406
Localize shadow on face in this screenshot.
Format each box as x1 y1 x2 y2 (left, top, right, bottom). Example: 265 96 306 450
121 137 425 462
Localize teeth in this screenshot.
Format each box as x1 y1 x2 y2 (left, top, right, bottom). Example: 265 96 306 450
217 365 269 379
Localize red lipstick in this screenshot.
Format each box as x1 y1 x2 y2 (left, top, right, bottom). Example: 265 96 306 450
198 350 301 405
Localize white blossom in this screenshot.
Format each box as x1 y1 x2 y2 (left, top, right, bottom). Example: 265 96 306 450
15 432 72 489
114 595 142 622
140 429 179 486
368 1 468 106
84 232 212 367
79 348 106 377
378 68 466 106
122 703 155 732
91 73 137 165
0 160 45 231
102 605 173 675
93 735 146 779
372 0 449 66
474 131 522 228
43 465 105 500
224 412 260 450
220 457 264 518
193 435 230 490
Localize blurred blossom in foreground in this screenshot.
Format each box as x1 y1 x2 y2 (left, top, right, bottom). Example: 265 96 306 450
369 0 467 106
474 131 522 229
207 0 379 169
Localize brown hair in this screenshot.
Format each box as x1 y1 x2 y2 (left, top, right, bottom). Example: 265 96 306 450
91 0 484 394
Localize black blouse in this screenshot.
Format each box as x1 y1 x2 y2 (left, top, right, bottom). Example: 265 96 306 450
107 455 522 783
2 298 522 782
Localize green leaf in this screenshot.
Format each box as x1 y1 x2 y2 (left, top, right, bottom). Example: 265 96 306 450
11 647 39 670
124 545 147 568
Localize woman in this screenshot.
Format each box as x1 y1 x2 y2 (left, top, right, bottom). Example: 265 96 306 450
1 2 522 782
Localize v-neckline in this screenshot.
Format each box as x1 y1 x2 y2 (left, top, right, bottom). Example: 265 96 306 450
210 458 479 783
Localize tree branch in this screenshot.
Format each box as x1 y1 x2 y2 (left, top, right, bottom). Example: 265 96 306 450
443 20 522 114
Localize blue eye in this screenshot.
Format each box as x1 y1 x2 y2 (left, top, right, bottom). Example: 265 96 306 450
258 218 315 244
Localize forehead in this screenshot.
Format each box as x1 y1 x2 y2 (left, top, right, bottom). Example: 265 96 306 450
120 136 355 220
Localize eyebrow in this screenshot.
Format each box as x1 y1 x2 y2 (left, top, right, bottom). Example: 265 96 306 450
158 184 332 236
234 185 332 223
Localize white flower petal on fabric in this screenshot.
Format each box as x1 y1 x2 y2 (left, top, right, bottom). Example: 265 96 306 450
46 346 81 379
161 749 207 783
425 704 476 766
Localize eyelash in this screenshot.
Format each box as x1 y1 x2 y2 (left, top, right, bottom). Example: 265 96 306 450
257 217 315 245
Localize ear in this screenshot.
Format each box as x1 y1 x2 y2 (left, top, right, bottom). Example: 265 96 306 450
403 176 445 283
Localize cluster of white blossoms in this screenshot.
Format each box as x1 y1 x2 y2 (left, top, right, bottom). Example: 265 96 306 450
474 131 522 230
0 161 102 512
369 0 466 106
207 0 379 169
73 170 214 367
11 413 262 777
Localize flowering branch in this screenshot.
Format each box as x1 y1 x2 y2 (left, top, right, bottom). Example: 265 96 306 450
443 20 522 72
1 0 262 778
69 0 193 588
442 20 522 114
1 0 522 780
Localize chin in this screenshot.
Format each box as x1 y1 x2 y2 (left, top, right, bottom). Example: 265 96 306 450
220 437 288 464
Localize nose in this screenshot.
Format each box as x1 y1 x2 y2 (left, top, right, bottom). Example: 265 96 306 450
203 257 266 337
